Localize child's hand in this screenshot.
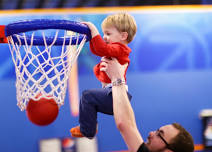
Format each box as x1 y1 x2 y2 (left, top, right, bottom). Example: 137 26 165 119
82 22 99 38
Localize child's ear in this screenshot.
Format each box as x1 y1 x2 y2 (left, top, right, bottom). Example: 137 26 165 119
121 32 128 41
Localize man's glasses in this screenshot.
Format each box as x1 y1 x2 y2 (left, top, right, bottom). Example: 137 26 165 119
156 129 176 152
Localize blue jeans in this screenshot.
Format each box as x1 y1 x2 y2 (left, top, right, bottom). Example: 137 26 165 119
79 86 132 138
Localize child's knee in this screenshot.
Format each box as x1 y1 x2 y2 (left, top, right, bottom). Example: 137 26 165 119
81 90 95 102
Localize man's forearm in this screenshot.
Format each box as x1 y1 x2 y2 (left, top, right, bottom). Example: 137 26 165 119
112 84 136 130
112 84 144 152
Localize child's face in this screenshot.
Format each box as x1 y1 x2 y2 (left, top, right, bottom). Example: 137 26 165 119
102 26 123 44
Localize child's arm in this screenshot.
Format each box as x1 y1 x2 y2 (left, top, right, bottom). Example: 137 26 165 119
91 37 130 57
82 22 130 58
82 22 99 38
82 22 105 56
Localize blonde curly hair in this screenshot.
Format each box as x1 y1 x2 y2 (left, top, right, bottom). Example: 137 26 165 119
101 12 137 43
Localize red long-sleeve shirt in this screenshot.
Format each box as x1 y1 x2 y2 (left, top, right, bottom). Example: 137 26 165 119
90 35 131 83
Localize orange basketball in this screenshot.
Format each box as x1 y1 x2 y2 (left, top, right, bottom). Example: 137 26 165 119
26 96 59 126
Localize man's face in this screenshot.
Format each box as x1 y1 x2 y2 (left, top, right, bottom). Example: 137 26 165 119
145 124 179 152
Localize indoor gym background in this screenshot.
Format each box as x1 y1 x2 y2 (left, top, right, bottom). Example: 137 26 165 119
0 4 212 152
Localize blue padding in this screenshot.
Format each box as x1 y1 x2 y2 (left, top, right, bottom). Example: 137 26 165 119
5 19 91 45
11 35 86 46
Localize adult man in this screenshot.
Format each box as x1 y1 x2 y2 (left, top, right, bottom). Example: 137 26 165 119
100 57 194 152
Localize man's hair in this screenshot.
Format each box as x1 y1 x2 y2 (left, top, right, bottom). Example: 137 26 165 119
169 123 194 152
101 12 137 43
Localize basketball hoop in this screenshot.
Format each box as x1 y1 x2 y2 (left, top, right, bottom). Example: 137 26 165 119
0 19 91 111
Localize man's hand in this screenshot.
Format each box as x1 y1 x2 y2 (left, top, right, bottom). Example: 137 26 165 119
81 22 99 38
100 57 128 82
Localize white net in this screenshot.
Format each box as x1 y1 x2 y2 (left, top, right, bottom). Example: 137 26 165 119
7 30 87 111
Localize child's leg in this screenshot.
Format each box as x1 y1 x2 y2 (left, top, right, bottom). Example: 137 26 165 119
71 87 132 138
97 88 132 114
79 88 113 138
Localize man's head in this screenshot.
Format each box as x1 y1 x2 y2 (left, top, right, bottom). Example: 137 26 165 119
101 12 137 44
146 123 194 152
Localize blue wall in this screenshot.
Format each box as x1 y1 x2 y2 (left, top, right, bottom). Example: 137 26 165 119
0 6 212 152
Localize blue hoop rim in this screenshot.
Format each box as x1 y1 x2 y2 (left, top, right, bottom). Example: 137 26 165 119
5 19 91 45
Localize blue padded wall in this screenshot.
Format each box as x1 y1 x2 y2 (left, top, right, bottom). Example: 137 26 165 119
0 6 211 152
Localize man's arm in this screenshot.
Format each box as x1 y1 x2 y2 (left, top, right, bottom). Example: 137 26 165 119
100 58 144 152
112 84 144 152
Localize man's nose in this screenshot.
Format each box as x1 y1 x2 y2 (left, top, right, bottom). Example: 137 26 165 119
149 131 155 137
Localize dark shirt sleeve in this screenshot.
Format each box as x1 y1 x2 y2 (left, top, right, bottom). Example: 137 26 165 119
137 143 150 152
